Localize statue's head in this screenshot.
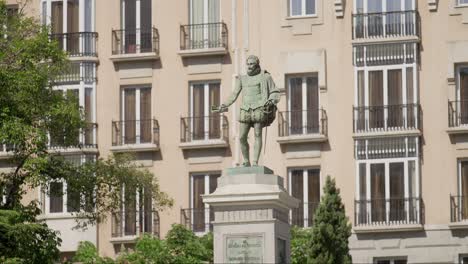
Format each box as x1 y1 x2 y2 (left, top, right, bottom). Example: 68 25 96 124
246 55 261 76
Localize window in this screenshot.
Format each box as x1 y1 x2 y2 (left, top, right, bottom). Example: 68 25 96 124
42 0 95 56
189 81 221 141
456 66 468 125
190 173 220 233
355 0 414 13
287 74 320 135
46 155 95 214
288 168 320 227
374 258 407 264
354 60 418 132
355 140 420 226
459 0 468 6
189 0 220 49
121 0 152 53
289 0 316 17
121 87 151 145
457 160 468 220
461 255 468 264
112 186 157 237
49 86 95 148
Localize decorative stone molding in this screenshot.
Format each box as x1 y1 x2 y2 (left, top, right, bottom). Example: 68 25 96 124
278 49 327 91
428 0 438 12
334 0 344 18
447 41 468 82
280 0 324 35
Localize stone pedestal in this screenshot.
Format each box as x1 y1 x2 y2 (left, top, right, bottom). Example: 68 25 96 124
203 166 299 264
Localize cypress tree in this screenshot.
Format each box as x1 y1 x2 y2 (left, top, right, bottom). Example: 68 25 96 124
307 176 352 264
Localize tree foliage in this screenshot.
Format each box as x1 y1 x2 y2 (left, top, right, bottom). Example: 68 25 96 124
73 225 213 264
0 0 173 262
307 176 352 264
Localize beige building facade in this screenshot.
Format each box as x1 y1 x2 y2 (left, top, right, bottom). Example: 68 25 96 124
4 0 468 263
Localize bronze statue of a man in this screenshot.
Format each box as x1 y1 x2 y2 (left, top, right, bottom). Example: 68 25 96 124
212 55 280 166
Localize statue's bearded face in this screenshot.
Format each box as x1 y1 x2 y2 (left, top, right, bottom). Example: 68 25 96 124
247 58 260 76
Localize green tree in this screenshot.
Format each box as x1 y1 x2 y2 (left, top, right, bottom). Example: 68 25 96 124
116 224 213 264
0 1 173 262
290 226 312 264
307 176 352 264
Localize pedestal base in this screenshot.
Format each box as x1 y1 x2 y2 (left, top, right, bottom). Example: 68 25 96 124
203 166 299 264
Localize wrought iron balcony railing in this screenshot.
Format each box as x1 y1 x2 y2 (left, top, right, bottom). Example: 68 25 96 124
354 197 422 226
180 22 228 50
111 210 160 239
112 119 159 146
352 10 419 39
278 109 327 137
353 104 421 134
448 100 468 128
180 208 213 233
450 195 468 223
112 27 159 55
48 123 98 150
50 32 98 57
180 115 228 143
290 202 319 228
53 62 96 84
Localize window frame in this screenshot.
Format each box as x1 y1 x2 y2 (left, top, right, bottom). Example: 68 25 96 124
287 167 321 227
41 0 95 32
120 85 152 145
289 0 317 17
356 156 420 224
286 73 321 135
189 80 221 141
353 0 415 14
373 257 408 264
459 0 468 7
189 172 220 234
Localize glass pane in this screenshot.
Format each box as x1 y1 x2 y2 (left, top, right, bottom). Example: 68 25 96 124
209 83 220 139
355 0 364 13
192 84 205 140
368 0 383 12
371 163 385 223
386 0 401 12
307 169 320 226
290 169 304 227
140 88 152 143
192 175 205 232
51 1 63 34
289 77 303 135
305 0 315 15
209 174 220 194
387 69 403 128
84 0 92 31
461 0 468 4
389 162 405 221
50 182 63 213
124 89 136 144
67 183 80 213
460 67 468 124
306 77 319 133
359 163 367 199
124 185 136 236
369 71 384 129
291 0 302 16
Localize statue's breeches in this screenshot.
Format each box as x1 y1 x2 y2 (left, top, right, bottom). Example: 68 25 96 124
239 106 276 128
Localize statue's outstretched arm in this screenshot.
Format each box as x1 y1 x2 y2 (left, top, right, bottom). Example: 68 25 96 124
212 77 242 112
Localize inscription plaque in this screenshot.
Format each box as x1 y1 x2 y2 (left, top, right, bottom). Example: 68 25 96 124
225 235 264 263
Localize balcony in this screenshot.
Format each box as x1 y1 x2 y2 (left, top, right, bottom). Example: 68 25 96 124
277 109 328 144
449 195 468 229
110 27 160 62
353 104 421 138
447 101 468 135
290 202 319 228
179 115 229 150
178 22 228 58
352 10 419 42
354 197 423 233
111 210 160 243
48 123 98 154
110 119 160 152
53 62 96 85
50 32 98 60
180 208 213 234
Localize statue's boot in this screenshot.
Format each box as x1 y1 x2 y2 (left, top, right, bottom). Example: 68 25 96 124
242 161 251 167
